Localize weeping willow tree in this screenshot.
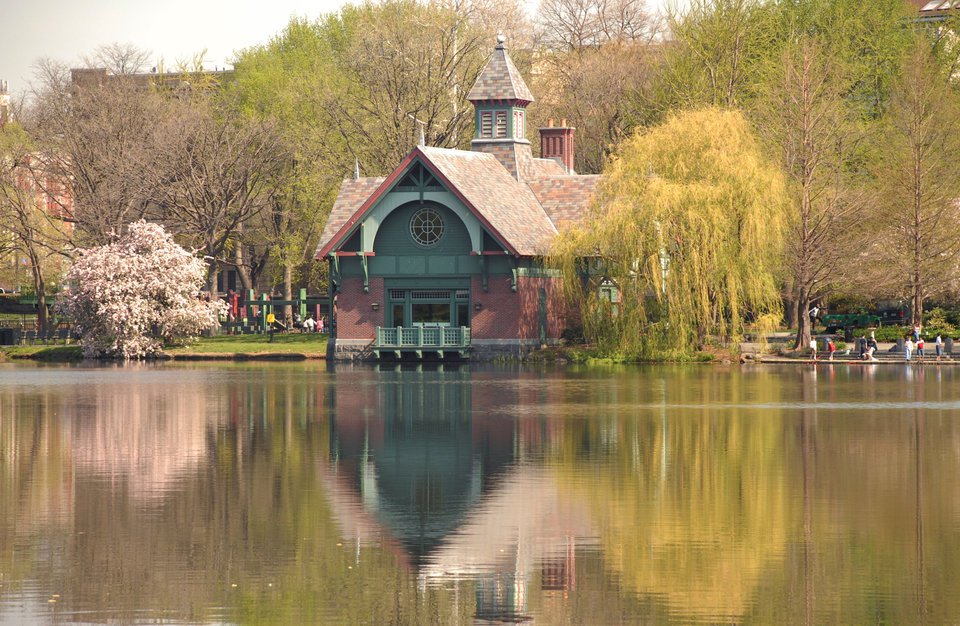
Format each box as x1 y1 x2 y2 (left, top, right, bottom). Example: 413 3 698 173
550 107 789 358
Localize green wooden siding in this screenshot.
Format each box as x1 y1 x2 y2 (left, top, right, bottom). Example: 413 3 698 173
474 104 526 140
339 255 516 278
374 202 472 256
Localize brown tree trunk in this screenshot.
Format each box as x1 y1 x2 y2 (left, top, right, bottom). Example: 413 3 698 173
233 228 253 292
794 290 811 351
27 251 47 336
783 291 797 330
207 262 218 295
283 262 293 325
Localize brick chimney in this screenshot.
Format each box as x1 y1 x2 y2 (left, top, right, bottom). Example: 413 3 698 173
539 118 576 174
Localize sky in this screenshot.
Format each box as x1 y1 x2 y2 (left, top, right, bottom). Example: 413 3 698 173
0 0 671 98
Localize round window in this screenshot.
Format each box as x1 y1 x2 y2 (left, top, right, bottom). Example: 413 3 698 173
410 207 444 246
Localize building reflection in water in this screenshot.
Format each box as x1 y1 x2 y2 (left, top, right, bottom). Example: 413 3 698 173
323 364 596 623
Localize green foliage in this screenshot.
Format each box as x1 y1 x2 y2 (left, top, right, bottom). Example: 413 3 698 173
655 0 913 119
231 2 497 294
768 0 913 120
550 108 788 359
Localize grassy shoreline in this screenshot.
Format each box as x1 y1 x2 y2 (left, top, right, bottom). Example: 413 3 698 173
0 333 331 362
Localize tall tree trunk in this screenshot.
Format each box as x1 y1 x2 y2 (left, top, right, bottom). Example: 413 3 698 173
233 228 253 292
207 262 218 295
913 281 922 330
27 249 48 333
794 289 811 351
30 263 46 336
783 290 797 330
283 261 293 325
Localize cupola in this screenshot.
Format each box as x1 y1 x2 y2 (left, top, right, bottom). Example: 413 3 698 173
467 35 536 179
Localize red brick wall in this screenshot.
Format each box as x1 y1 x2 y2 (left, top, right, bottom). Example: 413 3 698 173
470 274 569 341
335 274 571 342
470 275 521 339
334 277 384 340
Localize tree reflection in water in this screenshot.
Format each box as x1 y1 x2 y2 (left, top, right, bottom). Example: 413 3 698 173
2 363 960 624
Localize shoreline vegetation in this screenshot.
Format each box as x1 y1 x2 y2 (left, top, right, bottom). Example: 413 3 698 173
0 333 730 364
1 331 953 365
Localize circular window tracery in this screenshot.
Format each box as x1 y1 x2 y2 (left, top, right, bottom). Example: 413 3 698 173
410 207 444 246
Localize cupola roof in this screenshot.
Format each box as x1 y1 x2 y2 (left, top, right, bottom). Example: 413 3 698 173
466 34 535 104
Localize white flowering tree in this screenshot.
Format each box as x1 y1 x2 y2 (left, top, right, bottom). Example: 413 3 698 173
58 220 223 359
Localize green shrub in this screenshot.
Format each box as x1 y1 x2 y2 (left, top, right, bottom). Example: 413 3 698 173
851 326 907 341
853 323 960 341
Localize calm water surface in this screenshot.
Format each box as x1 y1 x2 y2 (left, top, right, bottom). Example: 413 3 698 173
0 361 958 624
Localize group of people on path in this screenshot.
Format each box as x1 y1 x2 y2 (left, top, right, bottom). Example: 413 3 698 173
808 304 950 363
903 324 944 363
809 325 947 363
292 312 327 333
856 332 881 362
809 332 879 361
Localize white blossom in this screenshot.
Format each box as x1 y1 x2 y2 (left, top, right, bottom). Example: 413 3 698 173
58 220 224 359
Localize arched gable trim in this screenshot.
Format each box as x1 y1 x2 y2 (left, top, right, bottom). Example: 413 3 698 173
316 147 518 258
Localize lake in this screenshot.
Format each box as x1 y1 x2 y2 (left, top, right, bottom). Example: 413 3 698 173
1 361 958 624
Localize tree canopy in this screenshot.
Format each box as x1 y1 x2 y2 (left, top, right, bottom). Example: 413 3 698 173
550 107 789 358
58 221 223 359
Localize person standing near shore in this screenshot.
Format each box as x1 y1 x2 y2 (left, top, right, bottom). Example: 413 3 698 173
859 334 867 360
809 337 818 361
917 336 925 361
827 337 836 361
936 334 944 361
905 337 914 362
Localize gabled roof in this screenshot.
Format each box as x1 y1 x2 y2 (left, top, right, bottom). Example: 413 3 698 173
317 176 386 253
466 36 535 104
421 146 557 254
526 175 600 230
315 146 565 258
526 157 568 178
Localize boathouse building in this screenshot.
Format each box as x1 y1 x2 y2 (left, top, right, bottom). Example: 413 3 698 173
315 36 598 359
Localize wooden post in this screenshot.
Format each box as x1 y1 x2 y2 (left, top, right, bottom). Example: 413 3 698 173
261 293 270 333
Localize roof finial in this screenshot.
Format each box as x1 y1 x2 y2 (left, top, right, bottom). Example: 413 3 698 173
496 32 506 49
354 157 360 180
407 113 426 147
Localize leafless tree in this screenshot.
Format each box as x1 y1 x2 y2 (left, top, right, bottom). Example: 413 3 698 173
531 41 658 173
308 1 492 174
536 0 660 51
754 37 864 350
150 99 290 292
26 58 168 246
0 125 72 332
869 39 960 326
81 43 153 75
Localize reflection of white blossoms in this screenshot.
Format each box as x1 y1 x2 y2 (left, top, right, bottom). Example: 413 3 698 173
70 370 215 502
58 221 223 359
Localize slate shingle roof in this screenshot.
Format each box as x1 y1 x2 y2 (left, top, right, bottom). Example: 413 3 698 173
526 175 600 231
419 146 557 255
316 176 386 256
527 157 567 178
466 38 535 104
316 148 598 258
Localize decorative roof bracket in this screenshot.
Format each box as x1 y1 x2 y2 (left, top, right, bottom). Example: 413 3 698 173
358 252 369 293
480 255 489 292
330 254 341 288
